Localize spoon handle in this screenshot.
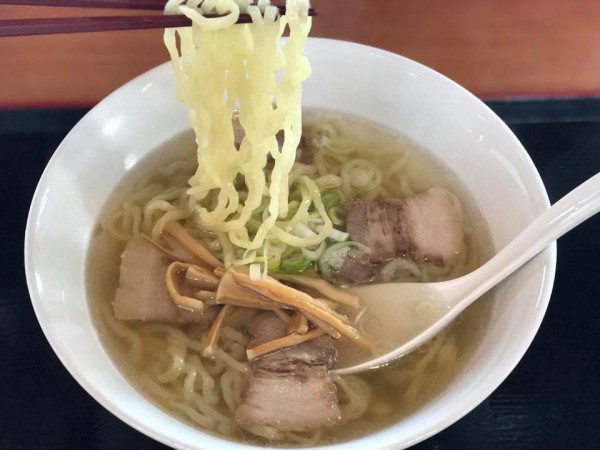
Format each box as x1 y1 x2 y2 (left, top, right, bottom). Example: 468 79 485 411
462 172 600 304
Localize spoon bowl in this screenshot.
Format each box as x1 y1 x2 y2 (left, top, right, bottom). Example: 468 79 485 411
335 171 600 375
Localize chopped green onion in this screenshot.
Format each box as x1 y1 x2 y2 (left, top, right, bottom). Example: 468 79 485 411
320 190 340 212
267 255 281 273
279 250 313 274
318 241 370 283
319 190 345 225
249 263 262 280
309 189 340 214
328 206 344 226
302 241 327 261
307 217 325 226
329 228 349 242
253 251 282 274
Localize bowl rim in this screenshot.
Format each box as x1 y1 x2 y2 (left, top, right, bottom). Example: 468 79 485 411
24 37 557 450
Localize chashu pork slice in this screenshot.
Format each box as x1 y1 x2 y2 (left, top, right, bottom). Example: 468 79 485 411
247 311 338 371
235 366 341 431
113 237 214 323
346 187 464 264
236 312 341 431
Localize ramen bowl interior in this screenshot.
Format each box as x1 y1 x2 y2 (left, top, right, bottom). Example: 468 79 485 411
25 38 555 449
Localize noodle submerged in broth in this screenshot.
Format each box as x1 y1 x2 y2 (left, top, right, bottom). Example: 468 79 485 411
88 112 493 446
87 0 494 446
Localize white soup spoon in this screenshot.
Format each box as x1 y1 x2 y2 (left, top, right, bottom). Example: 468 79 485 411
335 172 600 375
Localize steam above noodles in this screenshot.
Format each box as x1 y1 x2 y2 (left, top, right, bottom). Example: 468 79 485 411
163 0 330 269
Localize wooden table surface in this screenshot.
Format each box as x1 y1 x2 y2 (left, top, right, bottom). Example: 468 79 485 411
2 1 600 107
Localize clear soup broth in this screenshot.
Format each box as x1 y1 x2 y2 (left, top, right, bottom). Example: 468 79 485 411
87 110 493 447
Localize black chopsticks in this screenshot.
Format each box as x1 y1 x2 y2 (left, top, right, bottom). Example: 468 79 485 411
0 1 316 37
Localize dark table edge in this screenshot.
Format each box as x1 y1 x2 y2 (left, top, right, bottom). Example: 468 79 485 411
2 96 600 134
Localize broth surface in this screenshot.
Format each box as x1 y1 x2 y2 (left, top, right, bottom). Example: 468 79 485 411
87 110 494 446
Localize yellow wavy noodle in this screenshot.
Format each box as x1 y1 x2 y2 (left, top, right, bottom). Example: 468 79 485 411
161 0 332 270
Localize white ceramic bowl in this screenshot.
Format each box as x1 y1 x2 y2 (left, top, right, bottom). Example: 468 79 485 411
25 38 556 449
